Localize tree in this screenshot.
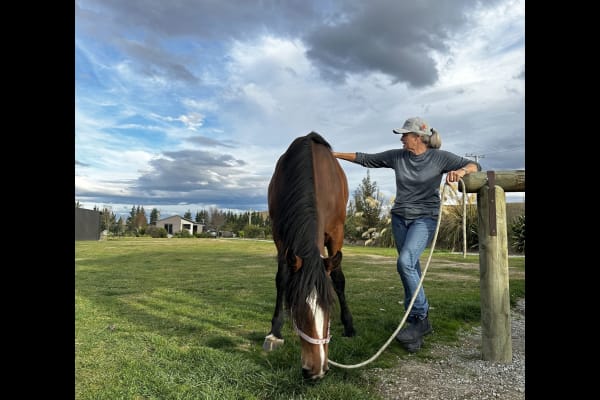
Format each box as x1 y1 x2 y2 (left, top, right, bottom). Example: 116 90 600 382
343 200 362 243
345 171 385 243
112 216 125 236
149 208 160 226
354 170 383 229
134 212 148 232
126 205 148 235
184 209 192 220
99 207 116 232
209 206 225 230
195 210 208 224
126 205 137 231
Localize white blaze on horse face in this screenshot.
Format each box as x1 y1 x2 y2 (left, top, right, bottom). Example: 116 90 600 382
304 287 326 376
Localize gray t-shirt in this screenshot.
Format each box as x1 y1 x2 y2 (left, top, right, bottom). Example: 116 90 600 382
354 149 480 219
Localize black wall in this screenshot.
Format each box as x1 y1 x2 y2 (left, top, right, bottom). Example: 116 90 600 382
75 208 101 240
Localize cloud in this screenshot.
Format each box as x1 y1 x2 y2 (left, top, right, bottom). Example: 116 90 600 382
75 0 524 219
77 0 506 88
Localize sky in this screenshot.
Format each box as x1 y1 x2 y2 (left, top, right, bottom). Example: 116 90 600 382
75 0 525 222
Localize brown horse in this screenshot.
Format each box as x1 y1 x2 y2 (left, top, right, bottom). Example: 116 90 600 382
263 131 355 380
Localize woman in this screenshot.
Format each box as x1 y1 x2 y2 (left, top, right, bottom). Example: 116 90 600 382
333 117 481 352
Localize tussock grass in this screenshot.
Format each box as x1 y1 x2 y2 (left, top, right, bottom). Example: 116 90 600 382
76 238 524 399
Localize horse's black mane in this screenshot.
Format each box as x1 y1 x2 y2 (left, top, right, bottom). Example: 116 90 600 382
271 131 335 327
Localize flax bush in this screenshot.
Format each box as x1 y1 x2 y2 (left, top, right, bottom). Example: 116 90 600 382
437 184 479 252
509 214 525 253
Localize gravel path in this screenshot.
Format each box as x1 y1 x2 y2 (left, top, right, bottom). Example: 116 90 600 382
368 298 525 400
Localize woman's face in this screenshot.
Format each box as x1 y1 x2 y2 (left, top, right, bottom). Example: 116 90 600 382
400 132 420 152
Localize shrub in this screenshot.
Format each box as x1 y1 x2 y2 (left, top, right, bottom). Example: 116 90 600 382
509 214 525 253
145 226 168 238
377 222 395 248
174 230 193 238
437 186 479 252
241 225 265 239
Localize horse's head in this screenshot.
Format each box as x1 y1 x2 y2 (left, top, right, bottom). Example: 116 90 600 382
287 250 341 380
295 286 331 380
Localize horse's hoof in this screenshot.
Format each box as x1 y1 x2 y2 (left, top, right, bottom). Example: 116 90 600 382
263 334 284 352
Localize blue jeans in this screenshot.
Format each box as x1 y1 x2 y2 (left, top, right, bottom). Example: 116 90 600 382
391 213 438 320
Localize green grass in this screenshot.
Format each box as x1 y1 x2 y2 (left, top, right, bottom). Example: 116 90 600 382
75 238 525 399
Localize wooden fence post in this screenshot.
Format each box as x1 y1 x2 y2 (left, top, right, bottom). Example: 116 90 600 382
460 170 524 363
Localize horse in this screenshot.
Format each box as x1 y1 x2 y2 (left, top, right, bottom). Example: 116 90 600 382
263 131 356 380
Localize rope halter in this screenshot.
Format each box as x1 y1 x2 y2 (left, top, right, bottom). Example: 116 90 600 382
293 318 331 345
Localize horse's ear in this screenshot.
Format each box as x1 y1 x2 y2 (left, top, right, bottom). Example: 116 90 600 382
285 248 303 272
292 255 303 272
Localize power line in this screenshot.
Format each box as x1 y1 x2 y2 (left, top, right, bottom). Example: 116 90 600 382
465 153 485 163
484 147 523 156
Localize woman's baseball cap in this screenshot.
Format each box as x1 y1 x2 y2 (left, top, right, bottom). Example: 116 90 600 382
393 117 432 136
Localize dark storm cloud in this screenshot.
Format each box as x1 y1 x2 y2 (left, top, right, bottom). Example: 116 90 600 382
120 39 198 83
78 0 321 39
185 135 236 148
79 148 269 209
76 0 504 88
481 149 524 171
305 0 505 86
134 149 248 192
76 189 268 212
471 133 525 171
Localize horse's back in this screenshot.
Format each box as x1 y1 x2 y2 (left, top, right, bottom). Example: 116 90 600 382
268 132 348 253
269 131 347 211
310 138 348 217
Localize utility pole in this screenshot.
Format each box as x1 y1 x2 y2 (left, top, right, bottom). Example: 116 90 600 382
465 153 485 164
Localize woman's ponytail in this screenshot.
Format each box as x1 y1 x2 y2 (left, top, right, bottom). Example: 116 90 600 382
428 128 442 149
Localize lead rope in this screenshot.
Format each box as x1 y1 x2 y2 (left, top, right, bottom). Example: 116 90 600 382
329 179 466 369
461 178 467 258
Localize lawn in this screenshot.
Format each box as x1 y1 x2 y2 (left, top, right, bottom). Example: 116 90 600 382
75 237 525 399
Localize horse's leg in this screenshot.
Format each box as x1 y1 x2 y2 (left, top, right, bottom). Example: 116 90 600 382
263 256 286 351
270 259 286 338
328 248 356 337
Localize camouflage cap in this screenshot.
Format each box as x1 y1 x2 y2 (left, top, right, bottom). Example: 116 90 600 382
393 117 432 136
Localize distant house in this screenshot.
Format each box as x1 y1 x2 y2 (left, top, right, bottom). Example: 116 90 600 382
155 215 204 236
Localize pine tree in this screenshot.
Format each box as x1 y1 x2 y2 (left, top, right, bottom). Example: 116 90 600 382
127 205 136 224
134 211 148 231
100 207 116 232
353 171 383 230
195 210 208 224
149 208 160 225
112 216 125 236
345 171 386 245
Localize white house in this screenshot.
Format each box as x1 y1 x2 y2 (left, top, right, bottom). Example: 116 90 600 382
155 215 204 236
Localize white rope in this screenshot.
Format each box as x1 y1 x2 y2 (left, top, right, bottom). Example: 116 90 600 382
461 178 467 258
329 180 466 369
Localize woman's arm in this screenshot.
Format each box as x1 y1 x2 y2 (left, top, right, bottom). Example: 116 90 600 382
332 152 356 162
446 162 479 183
